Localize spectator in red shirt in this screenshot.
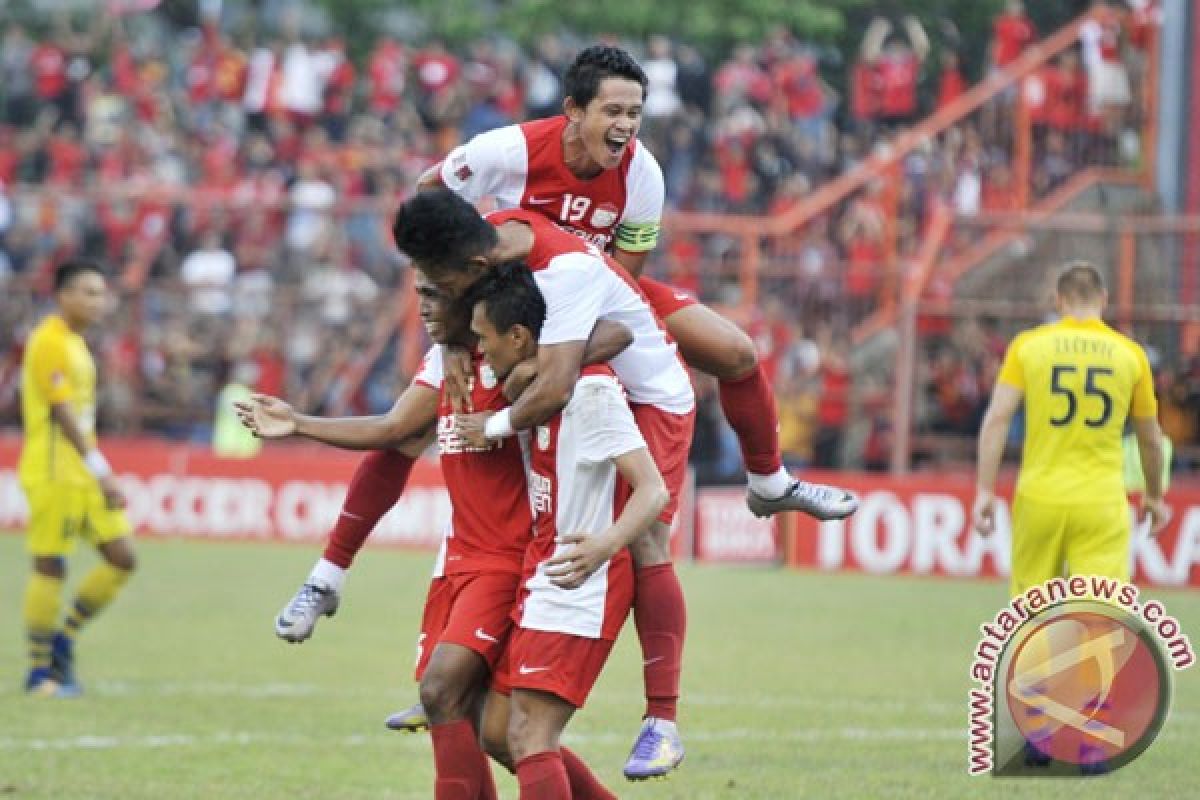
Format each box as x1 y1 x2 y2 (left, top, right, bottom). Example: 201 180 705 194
990 0 1037 71
936 51 968 111
367 37 407 117
29 37 69 120
860 15 929 127
45 122 87 187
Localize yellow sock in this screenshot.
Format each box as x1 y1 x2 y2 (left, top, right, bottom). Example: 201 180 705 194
62 564 132 641
24 572 63 670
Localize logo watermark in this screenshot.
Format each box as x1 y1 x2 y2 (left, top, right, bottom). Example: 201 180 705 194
967 576 1193 776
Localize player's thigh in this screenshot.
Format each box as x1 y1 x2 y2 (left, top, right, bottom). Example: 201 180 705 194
508 687 576 761
419 641 491 721
436 572 522 671
23 482 84 558
1064 501 1131 583
665 304 758 380
629 404 694 532
1010 497 1068 597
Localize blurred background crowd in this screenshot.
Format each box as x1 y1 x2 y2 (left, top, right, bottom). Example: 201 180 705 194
1 0 1187 480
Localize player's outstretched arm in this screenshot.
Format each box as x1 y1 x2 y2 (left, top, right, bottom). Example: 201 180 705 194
546 446 667 589
50 403 124 509
972 382 1022 537
236 383 439 451
503 321 632 402
1132 416 1171 535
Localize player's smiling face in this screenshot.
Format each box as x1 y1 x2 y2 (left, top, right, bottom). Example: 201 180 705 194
568 77 644 172
415 271 470 345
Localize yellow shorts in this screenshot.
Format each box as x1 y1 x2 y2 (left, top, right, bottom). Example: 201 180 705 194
1010 494 1130 598
22 481 131 557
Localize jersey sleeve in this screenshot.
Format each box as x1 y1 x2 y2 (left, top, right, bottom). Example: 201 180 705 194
413 346 445 391
439 125 521 206
996 333 1027 391
1129 343 1158 419
614 144 665 253
27 328 73 405
573 378 648 464
533 254 606 345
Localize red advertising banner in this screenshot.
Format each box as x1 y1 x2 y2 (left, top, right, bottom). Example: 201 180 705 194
782 471 1200 588
693 488 778 563
0 437 695 556
0 437 448 549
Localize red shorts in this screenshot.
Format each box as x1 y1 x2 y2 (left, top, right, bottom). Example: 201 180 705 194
637 276 699 320
630 403 695 525
413 571 522 680
490 629 618 708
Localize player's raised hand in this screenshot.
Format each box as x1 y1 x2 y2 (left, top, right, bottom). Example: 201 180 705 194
545 532 619 589
443 346 474 413
234 394 297 439
971 489 996 537
1140 495 1171 537
452 412 490 449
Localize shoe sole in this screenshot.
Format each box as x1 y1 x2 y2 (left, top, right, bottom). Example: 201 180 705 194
385 720 430 733
624 754 685 782
747 495 859 521
275 605 338 643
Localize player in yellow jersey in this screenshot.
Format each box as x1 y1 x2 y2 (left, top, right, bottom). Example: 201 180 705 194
20 261 136 696
972 261 1170 597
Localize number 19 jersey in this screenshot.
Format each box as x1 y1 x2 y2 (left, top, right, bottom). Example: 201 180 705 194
997 316 1157 504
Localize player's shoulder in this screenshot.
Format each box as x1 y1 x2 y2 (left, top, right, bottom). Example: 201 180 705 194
518 115 567 145
628 139 663 175
27 315 68 351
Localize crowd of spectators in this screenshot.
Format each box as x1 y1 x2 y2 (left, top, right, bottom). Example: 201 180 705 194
0 1 1169 473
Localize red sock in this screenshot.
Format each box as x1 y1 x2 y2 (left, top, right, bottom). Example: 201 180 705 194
717 366 783 476
478 764 498 800
516 752 570 800
561 747 616 800
633 564 686 721
323 449 414 568
431 719 491 800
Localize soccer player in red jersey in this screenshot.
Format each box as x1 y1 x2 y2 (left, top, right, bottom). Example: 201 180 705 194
393 188 694 778
424 45 857 523
464 265 667 798
237 273 631 799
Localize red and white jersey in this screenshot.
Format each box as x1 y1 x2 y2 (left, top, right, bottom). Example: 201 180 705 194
440 116 665 254
518 368 644 639
488 209 694 415
415 346 533 577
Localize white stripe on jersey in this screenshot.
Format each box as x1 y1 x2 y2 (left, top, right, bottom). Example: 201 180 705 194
521 376 646 638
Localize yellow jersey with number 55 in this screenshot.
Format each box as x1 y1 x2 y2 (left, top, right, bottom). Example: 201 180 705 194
18 314 97 488
997 316 1157 505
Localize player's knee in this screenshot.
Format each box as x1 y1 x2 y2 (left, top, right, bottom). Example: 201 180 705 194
33 556 65 580
715 329 759 380
419 671 473 722
506 709 536 763
101 540 136 573
628 523 672 567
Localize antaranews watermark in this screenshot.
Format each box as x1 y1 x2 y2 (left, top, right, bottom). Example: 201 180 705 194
967 575 1193 776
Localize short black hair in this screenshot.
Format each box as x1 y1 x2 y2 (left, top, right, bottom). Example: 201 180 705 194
563 45 648 109
466 261 546 340
392 188 498 274
54 260 105 292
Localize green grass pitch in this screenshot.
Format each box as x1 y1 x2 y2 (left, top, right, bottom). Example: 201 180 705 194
0 535 1196 798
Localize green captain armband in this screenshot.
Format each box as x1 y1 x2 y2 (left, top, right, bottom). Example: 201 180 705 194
614 221 660 253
